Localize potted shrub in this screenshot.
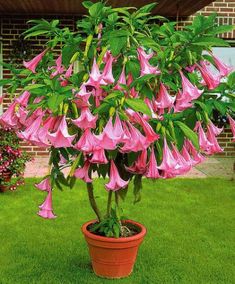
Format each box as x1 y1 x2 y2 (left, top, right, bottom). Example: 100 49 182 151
0 1 235 278
0 128 31 192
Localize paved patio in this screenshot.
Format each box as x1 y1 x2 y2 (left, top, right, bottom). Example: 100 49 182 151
24 156 235 179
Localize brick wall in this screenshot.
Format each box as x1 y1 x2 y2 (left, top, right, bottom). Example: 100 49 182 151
217 128 235 156
0 1 235 157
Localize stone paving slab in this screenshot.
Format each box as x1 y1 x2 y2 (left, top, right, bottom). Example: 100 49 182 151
24 156 235 179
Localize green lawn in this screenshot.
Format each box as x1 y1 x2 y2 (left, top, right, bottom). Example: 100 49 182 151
0 178 235 284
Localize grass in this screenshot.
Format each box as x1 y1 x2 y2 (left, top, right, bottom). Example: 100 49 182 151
0 178 235 284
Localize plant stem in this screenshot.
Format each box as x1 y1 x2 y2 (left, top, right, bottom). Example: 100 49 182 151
86 183 102 222
106 191 112 217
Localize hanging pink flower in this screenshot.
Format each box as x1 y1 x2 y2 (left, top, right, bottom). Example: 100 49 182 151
18 114 43 144
136 113 160 143
179 70 203 101
158 138 180 178
96 115 124 150
171 143 192 174
206 126 223 154
114 66 126 90
23 49 48 73
208 120 223 136
125 150 148 174
65 64 73 78
174 90 193 113
74 84 91 108
86 57 106 87
74 128 99 153
184 140 205 165
227 115 235 142
210 52 233 77
36 116 58 147
185 64 197 73
74 160 92 183
0 101 19 128
102 51 115 84
105 160 129 191
197 61 220 90
120 122 147 152
50 55 65 78
145 147 161 179
35 177 51 191
72 107 97 129
153 83 175 114
47 116 76 148
181 145 195 166
137 47 161 76
90 148 108 164
38 189 57 219
15 91 31 107
127 73 138 98
195 121 212 152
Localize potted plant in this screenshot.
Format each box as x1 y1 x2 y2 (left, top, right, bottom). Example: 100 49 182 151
0 128 31 192
0 1 235 278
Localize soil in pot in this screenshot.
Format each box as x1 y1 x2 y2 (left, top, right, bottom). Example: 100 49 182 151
82 219 147 279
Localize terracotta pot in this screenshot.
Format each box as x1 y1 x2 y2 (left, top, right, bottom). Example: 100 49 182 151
82 219 147 279
0 171 12 192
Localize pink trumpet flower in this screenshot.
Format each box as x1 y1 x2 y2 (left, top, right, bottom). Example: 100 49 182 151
145 148 161 179
126 150 148 174
23 49 48 73
0 95 4 105
114 66 126 90
87 57 106 87
74 128 99 153
36 116 58 147
171 143 191 174
120 122 148 152
154 83 175 113
0 102 19 128
227 115 235 142
74 160 92 183
174 90 193 113
210 52 233 77
50 55 65 78
105 160 129 191
185 64 197 73
38 189 57 219
206 128 223 155
15 91 31 107
96 115 124 150
102 51 115 84
158 138 180 178
47 116 76 148
206 126 223 154
72 107 97 129
197 61 220 90
18 114 43 144
184 140 205 165
181 145 195 166
195 121 212 152
35 177 51 191
137 47 161 76
179 70 203 101
208 120 223 136
136 113 160 143
65 64 73 78
90 148 108 164
127 73 138 98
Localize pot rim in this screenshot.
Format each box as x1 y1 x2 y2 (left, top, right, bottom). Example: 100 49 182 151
81 219 147 243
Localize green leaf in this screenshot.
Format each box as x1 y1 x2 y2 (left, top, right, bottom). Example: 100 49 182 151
47 94 67 112
192 37 230 47
213 100 227 115
24 84 45 90
174 121 199 150
89 2 104 17
130 74 157 88
125 98 152 116
210 25 235 35
24 30 49 39
82 1 94 9
0 79 12 86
